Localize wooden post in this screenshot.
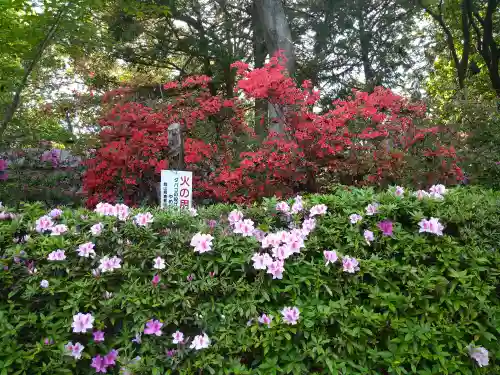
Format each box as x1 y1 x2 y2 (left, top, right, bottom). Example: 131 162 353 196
167 122 184 170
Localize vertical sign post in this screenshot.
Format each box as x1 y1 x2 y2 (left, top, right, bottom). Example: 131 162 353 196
160 170 192 210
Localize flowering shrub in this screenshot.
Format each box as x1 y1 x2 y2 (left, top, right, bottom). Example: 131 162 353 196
1 186 499 373
83 53 462 206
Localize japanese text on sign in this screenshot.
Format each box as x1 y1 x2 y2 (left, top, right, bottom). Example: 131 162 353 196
160 170 192 210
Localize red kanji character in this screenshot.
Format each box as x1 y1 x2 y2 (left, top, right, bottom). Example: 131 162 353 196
180 199 189 208
180 188 189 198
180 176 191 186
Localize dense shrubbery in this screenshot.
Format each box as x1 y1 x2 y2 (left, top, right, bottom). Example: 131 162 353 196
83 53 462 207
1 186 499 374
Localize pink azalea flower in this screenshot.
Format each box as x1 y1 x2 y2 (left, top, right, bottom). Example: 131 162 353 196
291 196 303 214
323 250 338 265
151 274 160 287
191 233 214 253
47 249 66 261
94 203 117 216
429 184 446 195
377 220 393 236
301 218 316 235
272 244 293 260
172 330 184 344
72 313 94 333
429 192 444 200
276 201 290 213
188 207 198 216
189 333 210 350
418 217 444 236
258 313 273 327
115 204 129 220
228 209 244 225
50 224 68 236
394 186 405 197
77 242 96 258
281 306 300 325
98 256 121 273
93 330 105 342
342 256 360 273
65 341 84 359
103 349 118 366
166 349 177 357
49 208 63 218
365 203 379 216
144 319 163 336
134 212 154 226
35 215 54 233
153 256 166 270
349 214 362 224
90 223 104 236
252 229 266 241
91 355 108 373
252 253 273 270
267 259 284 279
309 204 327 217
414 190 429 199
364 230 374 245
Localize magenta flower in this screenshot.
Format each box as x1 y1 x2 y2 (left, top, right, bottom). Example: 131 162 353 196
418 217 444 236
166 349 177 357
144 319 163 336
91 355 107 373
207 219 217 229
258 313 273 327
151 274 160 287
323 250 338 266
43 337 53 345
281 306 300 325
93 330 105 342
103 349 118 366
377 220 393 236
342 256 360 273
172 330 184 344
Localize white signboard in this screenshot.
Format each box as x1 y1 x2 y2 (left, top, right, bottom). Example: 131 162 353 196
160 170 193 209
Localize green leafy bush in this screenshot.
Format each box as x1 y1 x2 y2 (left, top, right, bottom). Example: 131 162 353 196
1 186 499 374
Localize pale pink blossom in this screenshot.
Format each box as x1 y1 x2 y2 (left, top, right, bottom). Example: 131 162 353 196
98 256 122 273
324 250 338 265
429 184 446 195
191 233 214 253
49 208 63 218
115 204 129 220
77 242 96 258
429 192 444 200
252 253 273 270
188 207 198 216
272 244 293 260
267 259 284 279
365 203 379 216
301 218 316 235
134 212 154 226
394 186 405 197
72 313 94 333
309 204 327 217
90 223 104 236
291 197 303 214
281 306 300 325
172 330 184 344
65 341 84 359
233 219 255 237
47 249 66 261
95 202 117 216
364 230 374 245
258 313 273 327
189 333 210 350
144 319 163 336
252 229 266 241
342 256 360 273
50 224 68 236
228 209 244 225
35 215 54 233
468 345 489 367
276 201 290 213
153 256 166 270
414 190 429 200
418 217 444 236
93 330 105 342
349 214 362 224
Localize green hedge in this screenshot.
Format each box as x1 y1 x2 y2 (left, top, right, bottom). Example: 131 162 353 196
1 186 499 374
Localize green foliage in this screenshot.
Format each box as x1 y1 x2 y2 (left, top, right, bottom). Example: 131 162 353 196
1 187 499 374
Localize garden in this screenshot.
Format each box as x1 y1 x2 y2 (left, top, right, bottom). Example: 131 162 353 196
1 0 500 374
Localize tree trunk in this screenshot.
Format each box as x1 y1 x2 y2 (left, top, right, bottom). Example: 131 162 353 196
357 6 375 90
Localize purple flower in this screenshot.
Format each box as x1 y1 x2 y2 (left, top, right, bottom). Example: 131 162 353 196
91 355 107 373
377 220 393 236
93 330 105 342
281 306 300 325
166 349 177 357
144 319 163 336
103 349 118 366
207 219 217 229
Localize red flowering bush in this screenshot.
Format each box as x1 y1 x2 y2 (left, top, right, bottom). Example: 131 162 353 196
83 52 463 206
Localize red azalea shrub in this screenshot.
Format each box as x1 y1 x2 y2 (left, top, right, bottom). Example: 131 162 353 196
83 53 463 206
